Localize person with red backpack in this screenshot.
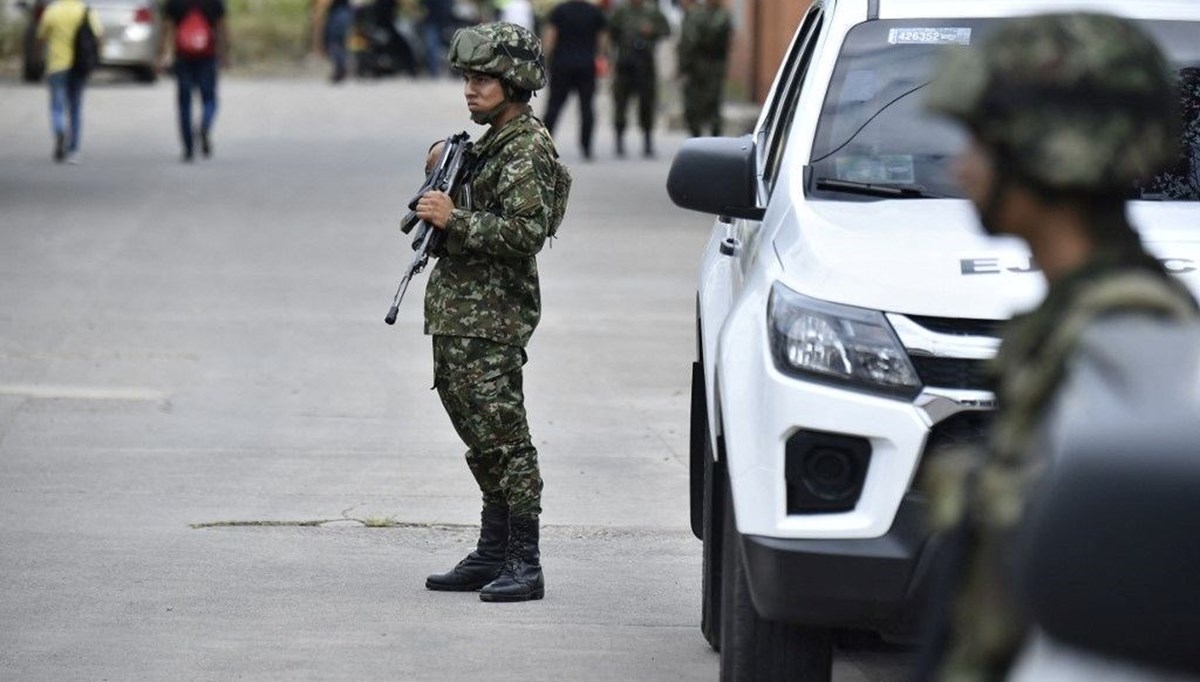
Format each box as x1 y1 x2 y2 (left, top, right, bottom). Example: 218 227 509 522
157 0 228 162
35 0 103 163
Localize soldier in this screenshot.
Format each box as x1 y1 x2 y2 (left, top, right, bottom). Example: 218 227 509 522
919 13 1197 681
415 22 570 603
608 0 669 157
677 0 731 137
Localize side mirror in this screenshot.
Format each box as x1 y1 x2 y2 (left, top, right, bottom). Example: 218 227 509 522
666 135 765 221
1015 418 1200 675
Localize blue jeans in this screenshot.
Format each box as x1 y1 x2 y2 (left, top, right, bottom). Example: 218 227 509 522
174 57 218 153
48 70 86 152
422 22 445 76
325 5 353 79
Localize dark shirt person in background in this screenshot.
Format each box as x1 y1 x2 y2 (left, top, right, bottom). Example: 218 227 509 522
157 0 229 162
422 0 453 77
541 0 607 161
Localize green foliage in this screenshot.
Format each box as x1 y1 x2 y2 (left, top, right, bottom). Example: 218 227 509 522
226 0 313 64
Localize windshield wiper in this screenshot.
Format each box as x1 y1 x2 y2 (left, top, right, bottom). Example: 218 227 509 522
815 177 944 199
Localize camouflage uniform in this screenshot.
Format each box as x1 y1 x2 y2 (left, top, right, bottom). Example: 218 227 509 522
426 109 563 518
922 14 1195 682
609 0 670 154
424 22 570 603
678 2 731 137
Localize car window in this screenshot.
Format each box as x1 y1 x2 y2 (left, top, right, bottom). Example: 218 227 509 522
808 18 1200 201
757 7 823 200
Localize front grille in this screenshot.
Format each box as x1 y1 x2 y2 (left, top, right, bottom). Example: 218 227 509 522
907 315 1005 338
911 411 994 494
911 356 993 391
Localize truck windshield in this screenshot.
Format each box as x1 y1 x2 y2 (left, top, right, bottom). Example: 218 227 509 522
809 18 1200 201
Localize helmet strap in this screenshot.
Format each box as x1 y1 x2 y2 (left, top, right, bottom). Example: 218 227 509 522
471 97 511 125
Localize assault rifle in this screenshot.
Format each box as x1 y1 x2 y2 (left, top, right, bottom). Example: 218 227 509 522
384 131 474 326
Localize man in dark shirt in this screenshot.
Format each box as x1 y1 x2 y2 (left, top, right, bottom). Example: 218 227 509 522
421 0 452 77
157 0 228 162
541 0 606 160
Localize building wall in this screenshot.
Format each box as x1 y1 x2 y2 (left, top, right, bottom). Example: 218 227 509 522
727 0 812 103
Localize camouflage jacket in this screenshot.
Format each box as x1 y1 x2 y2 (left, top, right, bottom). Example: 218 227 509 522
424 110 561 348
678 6 731 72
609 3 670 69
928 246 1198 682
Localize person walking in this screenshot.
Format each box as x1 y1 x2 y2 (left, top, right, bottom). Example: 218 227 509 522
35 0 102 164
416 22 570 603
541 0 606 160
312 0 353 83
608 0 668 157
421 0 453 77
918 13 1197 682
677 0 731 138
158 0 229 162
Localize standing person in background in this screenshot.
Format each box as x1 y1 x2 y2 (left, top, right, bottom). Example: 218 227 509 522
421 0 453 77
35 0 103 164
312 0 353 83
158 0 229 162
678 0 730 137
541 0 606 161
496 0 535 31
608 0 668 158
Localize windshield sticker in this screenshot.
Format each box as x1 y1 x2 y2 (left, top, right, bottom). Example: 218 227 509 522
835 155 916 185
888 27 972 46
841 70 878 104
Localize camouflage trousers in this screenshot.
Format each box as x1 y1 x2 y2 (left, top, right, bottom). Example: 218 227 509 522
682 59 726 136
432 335 542 518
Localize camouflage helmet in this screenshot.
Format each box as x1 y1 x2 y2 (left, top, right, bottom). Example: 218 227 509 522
927 12 1179 193
448 22 547 92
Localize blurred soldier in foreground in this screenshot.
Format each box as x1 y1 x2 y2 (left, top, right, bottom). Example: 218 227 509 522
677 0 731 137
416 22 570 603
608 0 669 157
920 12 1197 681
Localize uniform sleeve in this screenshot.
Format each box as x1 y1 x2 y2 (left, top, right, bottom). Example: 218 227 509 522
653 10 671 39
443 142 555 258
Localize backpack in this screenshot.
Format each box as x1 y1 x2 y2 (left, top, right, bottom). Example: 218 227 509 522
546 157 572 240
70 7 100 77
175 6 215 59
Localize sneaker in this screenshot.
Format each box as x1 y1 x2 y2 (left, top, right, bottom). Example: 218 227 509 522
199 130 212 158
66 151 81 165
53 133 66 162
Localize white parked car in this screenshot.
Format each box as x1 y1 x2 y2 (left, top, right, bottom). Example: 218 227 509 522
667 1 1200 680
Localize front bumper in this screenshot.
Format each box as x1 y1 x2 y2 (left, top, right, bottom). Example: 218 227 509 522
740 492 936 634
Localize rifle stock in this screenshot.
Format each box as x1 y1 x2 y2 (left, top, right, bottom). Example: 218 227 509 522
385 132 473 325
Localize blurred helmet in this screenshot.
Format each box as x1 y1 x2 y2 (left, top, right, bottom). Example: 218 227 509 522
927 12 1179 193
448 22 547 92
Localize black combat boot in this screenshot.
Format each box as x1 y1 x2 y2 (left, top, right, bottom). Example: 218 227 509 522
615 129 626 157
643 130 655 158
425 504 508 591
479 515 544 602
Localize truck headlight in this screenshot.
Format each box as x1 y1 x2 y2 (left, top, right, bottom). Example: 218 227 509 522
768 282 922 399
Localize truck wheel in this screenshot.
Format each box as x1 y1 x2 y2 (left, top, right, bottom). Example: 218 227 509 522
719 486 832 682
700 445 724 650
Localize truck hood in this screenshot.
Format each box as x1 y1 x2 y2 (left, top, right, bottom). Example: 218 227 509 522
772 199 1200 321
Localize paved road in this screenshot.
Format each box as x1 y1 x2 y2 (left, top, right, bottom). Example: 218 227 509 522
0 73 909 681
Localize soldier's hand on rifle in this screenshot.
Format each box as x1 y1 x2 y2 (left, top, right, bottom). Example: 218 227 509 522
416 191 455 229
425 141 447 175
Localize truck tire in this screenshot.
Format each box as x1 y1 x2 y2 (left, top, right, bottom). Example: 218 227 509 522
720 486 833 682
700 443 724 650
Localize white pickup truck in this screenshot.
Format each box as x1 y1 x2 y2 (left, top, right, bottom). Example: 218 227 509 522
667 1 1200 680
